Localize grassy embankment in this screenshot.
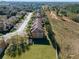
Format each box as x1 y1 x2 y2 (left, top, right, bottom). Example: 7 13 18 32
45 7 79 59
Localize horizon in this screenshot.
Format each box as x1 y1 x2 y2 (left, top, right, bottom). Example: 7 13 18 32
0 0 79 2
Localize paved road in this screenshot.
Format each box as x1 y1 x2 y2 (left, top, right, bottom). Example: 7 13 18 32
17 13 32 32
2 13 33 42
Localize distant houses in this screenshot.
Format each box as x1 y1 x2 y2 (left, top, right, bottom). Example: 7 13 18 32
30 12 45 39
0 38 7 55
0 11 27 34
0 16 8 33
0 15 19 34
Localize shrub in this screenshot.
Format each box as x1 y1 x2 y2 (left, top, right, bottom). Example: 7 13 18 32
72 16 79 23
5 41 29 57
59 10 68 17
5 44 17 57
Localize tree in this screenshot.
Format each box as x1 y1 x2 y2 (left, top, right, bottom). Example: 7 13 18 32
72 15 79 23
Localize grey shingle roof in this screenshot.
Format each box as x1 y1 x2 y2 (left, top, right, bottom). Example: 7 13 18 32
31 12 43 33
36 12 41 18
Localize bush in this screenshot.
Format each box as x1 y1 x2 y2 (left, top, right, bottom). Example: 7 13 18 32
44 16 50 25
17 45 22 55
72 16 79 23
59 10 68 17
5 44 17 57
5 41 29 57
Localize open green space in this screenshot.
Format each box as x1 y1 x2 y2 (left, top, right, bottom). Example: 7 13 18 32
3 45 56 59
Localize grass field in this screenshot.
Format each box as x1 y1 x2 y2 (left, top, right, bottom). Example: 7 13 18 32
3 45 56 59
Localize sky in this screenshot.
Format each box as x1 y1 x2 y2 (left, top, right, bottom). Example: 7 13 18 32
0 0 79 2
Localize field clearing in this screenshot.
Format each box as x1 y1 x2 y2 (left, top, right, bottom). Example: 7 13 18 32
45 11 79 59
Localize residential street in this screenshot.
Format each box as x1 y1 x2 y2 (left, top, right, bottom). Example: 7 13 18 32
2 13 33 42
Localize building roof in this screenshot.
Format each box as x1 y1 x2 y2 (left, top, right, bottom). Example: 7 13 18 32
36 12 42 18
31 13 43 33
32 19 42 28
31 27 43 33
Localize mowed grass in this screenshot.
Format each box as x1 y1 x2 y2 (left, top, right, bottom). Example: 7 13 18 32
3 45 56 59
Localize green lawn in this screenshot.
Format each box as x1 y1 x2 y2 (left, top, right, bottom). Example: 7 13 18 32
3 45 56 59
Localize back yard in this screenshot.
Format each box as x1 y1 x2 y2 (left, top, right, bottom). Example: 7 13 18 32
3 44 56 59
